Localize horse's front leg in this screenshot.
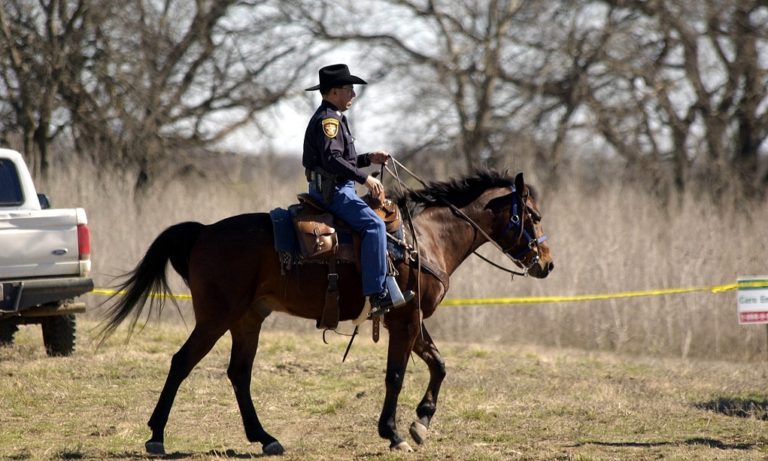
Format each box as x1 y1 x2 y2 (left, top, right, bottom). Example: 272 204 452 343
409 325 445 445
378 316 420 452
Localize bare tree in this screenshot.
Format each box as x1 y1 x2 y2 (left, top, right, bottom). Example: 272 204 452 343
0 0 91 178
285 0 768 198
284 0 541 174
0 0 315 189
525 0 768 196
4 0 766 197
68 0 317 190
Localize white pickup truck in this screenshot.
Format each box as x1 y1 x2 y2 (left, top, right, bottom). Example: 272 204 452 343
0 148 93 356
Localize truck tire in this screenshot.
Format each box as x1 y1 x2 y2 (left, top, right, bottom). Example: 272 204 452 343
41 314 76 356
0 320 18 346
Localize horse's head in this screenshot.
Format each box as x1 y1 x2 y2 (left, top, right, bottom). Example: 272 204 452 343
486 173 553 279
397 168 553 278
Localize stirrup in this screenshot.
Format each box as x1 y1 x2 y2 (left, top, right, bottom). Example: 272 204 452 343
385 275 409 308
369 276 415 318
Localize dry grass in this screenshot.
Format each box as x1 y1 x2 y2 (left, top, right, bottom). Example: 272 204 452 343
2 320 768 460
34 154 768 361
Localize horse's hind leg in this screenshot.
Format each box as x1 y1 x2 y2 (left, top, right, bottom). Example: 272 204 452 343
145 324 227 455
228 313 284 455
409 325 446 445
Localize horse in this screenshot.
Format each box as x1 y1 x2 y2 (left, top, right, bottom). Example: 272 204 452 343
99 168 553 455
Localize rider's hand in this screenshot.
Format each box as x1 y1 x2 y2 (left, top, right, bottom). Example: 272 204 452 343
365 175 385 209
364 175 385 204
367 151 391 165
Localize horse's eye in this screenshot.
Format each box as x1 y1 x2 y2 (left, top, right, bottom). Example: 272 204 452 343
527 206 541 223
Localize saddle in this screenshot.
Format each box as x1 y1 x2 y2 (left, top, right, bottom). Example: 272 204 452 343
270 193 405 330
292 193 402 261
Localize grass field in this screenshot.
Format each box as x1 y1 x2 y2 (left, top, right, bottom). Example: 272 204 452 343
1 319 767 460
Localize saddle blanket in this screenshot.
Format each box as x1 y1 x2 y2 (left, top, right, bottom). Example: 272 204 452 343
269 207 300 255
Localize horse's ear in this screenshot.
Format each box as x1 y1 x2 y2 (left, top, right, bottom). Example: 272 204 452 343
514 172 525 193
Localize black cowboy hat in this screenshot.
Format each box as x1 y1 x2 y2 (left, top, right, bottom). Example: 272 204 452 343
304 64 367 91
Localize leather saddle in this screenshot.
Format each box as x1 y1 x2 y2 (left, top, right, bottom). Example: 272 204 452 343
291 192 402 264
284 193 404 330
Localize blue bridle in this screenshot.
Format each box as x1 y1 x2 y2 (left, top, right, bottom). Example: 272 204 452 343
502 186 548 268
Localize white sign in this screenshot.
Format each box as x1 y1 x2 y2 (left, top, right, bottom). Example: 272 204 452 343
737 276 768 324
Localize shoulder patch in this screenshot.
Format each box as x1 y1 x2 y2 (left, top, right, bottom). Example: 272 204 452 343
322 118 340 138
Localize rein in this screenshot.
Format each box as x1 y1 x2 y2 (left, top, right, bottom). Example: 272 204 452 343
471 250 528 277
385 158 536 277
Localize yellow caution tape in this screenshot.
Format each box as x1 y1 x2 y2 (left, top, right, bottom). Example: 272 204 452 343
90 282 744 306
439 283 738 306
90 288 192 300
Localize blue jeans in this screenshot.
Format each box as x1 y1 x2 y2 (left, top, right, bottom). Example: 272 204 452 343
309 180 387 296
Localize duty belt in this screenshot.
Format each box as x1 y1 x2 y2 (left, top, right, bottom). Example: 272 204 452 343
306 168 338 203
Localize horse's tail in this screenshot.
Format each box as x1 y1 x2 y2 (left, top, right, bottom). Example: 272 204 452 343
98 221 204 342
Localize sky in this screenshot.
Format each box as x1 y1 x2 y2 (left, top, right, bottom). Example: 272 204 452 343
219 48 396 157
224 88 392 158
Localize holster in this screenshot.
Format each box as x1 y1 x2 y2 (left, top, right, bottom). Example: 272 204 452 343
306 168 338 204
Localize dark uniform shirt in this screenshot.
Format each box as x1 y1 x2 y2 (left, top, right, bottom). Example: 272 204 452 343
303 100 371 184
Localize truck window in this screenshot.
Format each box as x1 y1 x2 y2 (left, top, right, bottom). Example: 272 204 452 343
0 159 24 205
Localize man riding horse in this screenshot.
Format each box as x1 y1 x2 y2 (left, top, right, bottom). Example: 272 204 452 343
99 62 553 457
302 63 414 317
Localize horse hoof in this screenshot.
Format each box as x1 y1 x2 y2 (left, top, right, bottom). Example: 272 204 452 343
409 421 428 445
145 440 165 455
263 440 285 456
390 441 414 452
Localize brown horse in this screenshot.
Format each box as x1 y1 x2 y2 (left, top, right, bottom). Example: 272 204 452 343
100 169 553 455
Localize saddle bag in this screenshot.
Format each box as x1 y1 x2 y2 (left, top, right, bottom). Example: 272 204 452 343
293 212 338 258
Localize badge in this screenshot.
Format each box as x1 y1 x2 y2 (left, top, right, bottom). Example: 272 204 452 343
322 118 340 138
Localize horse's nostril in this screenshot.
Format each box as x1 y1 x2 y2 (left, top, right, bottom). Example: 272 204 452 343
547 262 555 272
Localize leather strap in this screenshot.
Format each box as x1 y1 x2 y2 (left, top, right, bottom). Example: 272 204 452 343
372 317 380 343
412 254 450 289
317 259 340 329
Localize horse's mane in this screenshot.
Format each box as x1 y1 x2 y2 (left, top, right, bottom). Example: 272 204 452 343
393 168 517 216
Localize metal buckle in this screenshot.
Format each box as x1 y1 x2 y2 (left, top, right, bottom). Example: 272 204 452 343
327 272 339 291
